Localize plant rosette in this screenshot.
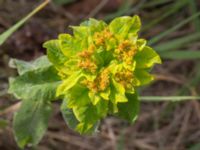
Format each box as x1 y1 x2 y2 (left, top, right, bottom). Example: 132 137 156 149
8 15 161 148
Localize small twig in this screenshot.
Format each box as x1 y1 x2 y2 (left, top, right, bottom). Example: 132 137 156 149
134 139 157 150
172 105 191 149
155 74 184 84
153 111 164 150
108 122 117 149
0 102 21 116
47 131 95 150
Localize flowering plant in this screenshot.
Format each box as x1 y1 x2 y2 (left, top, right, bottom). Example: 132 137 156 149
9 15 161 148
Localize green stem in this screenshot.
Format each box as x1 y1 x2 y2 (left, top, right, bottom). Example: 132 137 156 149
0 0 50 45
140 96 200 102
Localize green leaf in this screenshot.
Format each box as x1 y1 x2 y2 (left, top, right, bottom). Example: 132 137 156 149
80 18 107 35
111 79 128 103
8 66 61 101
137 39 147 51
73 100 108 134
9 56 51 75
89 92 101 105
135 46 161 69
73 104 97 123
99 88 110 100
117 93 139 123
87 19 107 35
56 71 83 97
134 69 154 86
109 79 128 113
13 98 52 148
95 99 108 118
71 19 107 46
66 84 90 108
73 103 99 134
52 0 75 5
72 98 107 134
81 18 101 26
43 40 67 68
75 122 98 134
71 26 89 39
109 15 141 38
61 98 79 130
58 34 85 57
0 0 49 46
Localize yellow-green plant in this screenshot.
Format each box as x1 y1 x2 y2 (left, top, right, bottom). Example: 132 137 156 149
8 15 161 148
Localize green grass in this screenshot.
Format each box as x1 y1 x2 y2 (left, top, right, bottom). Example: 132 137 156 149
149 12 200 45
0 0 50 46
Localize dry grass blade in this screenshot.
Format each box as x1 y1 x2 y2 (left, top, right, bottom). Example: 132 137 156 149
47 132 96 150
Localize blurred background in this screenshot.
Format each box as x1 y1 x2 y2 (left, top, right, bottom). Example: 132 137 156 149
0 0 200 149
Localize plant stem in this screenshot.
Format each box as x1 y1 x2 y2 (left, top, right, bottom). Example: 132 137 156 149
0 0 50 45
140 96 200 102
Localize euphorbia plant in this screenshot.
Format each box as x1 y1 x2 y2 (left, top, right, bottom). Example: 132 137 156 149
8 15 161 148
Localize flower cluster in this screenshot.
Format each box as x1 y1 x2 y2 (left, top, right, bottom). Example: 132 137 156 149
44 16 161 133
